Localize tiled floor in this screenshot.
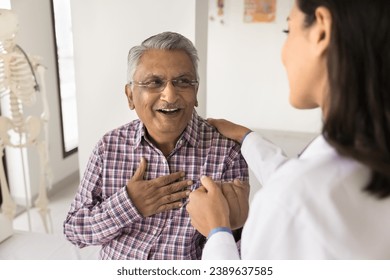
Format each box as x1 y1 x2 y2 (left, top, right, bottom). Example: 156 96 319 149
8 179 100 259
13 180 79 234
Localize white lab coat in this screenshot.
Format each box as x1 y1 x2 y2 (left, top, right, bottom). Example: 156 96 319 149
202 132 390 259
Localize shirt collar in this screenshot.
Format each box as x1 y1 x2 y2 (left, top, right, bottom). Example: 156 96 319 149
299 134 336 159
180 110 200 148
133 120 145 149
133 110 200 149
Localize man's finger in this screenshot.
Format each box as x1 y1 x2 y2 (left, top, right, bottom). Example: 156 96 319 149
157 200 184 213
161 189 190 204
151 171 185 186
233 179 250 193
234 179 248 186
160 179 193 195
130 157 147 182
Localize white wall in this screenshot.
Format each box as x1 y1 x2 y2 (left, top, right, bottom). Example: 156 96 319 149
3 0 323 200
70 0 209 176
206 0 322 133
72 0 322 179
6 0 79 201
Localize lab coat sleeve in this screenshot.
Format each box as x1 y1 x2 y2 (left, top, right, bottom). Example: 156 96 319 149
202 232 240 260
241 132 288 185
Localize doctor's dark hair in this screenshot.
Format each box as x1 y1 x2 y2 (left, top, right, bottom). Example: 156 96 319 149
297 0 390 198
127 31 199 83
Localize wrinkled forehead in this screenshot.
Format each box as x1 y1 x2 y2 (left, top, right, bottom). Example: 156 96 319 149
0 9 19 41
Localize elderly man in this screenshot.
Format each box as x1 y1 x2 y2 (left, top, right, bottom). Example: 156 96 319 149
64 32 249 260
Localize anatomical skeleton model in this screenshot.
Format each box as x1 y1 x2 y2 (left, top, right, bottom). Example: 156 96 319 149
0 9 52 233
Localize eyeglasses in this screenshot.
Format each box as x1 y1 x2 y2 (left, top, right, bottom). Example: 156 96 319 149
129 78 199 93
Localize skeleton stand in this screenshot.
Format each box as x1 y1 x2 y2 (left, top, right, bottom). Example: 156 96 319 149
0 9 53 233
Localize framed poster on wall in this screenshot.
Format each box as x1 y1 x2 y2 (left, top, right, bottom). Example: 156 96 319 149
244 0 277 23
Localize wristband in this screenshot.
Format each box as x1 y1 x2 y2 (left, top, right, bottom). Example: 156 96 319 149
207 226 232 239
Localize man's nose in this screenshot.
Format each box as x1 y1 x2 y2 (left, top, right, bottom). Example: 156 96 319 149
160 81 179 103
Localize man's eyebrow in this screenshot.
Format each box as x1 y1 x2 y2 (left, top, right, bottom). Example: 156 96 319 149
175 72 196 78
141 73 164 80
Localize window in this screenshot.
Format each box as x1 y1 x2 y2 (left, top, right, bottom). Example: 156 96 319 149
0 0 10 9
51 0 78 157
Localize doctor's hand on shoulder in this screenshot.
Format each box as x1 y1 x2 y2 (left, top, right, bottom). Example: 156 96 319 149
207 118 251 144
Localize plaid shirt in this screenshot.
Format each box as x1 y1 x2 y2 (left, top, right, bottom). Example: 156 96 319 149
64 110 248 260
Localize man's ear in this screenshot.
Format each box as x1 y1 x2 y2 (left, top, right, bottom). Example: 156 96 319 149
311 6 332 56
195 85 199 107
125 84 135 110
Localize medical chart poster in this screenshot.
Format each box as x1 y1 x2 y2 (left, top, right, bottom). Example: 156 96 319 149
244 0 277 23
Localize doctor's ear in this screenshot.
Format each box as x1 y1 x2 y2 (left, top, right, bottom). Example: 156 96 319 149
311 6 332 56
125 84 135 110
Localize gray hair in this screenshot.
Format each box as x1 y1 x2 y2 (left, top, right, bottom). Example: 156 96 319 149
127 31 199 83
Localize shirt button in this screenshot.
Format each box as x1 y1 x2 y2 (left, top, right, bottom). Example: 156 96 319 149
153 230 157 235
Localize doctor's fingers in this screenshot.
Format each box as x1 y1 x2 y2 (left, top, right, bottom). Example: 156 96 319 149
200 176 222 194
187 185 216 213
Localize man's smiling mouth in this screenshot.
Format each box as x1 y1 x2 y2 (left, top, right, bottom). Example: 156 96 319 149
157 108 181 115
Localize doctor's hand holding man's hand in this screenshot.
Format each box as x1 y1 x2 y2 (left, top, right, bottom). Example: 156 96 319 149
186 176 250 237
220 179 250 230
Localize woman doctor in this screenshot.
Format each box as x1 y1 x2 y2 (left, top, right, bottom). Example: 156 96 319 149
186 0 390 259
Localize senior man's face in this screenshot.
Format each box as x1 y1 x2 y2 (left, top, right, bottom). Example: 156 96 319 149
126 49 198 147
